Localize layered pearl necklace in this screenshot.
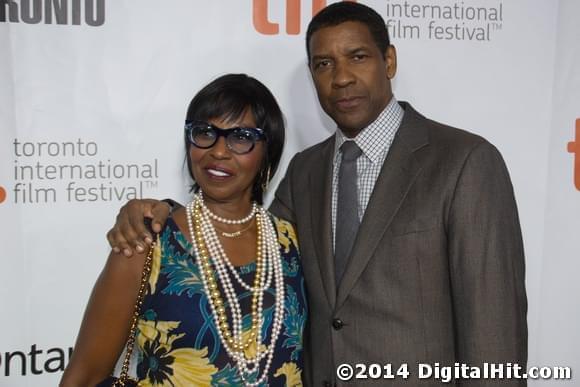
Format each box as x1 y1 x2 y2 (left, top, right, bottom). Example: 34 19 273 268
200 195 257 224
186 193 285 386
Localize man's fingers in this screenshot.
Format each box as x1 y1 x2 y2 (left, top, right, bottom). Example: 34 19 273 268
125 199 153 249
106 230 121 253
151 201 171 233
107 227 135 257
120 214 145 253
106 199 165 257
142 198 158 219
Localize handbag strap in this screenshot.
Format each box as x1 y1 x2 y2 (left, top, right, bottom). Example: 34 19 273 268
116 239 157 385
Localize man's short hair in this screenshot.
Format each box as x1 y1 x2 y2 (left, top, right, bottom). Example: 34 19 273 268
306 2 391 63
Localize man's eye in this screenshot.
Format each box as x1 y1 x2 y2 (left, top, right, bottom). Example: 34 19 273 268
314 60 331 69
352 54 367 61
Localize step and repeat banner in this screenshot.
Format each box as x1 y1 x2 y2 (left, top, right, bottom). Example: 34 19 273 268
0 0 578 385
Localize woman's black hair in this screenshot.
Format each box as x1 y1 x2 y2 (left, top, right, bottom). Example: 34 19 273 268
184 73 285 204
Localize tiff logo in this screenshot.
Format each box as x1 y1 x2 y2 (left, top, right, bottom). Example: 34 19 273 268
0 0 105 26
568 119 580 191
253 0 356 35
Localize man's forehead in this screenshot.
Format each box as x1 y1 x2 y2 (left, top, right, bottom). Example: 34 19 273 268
311 20 371 38
309 22 375 55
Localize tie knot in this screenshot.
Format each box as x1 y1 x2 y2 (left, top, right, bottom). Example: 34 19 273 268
341 141 362 162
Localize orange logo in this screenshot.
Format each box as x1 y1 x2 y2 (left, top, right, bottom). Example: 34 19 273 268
0 186 6 204
253 0 357 35
568 119 580 191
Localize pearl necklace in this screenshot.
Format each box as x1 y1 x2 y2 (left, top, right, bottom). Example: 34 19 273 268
201 206 273 293
186 193 285 386
198 205 264 350
199 192 257 225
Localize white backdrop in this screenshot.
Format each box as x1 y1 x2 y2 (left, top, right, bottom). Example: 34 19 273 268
0 0 578 385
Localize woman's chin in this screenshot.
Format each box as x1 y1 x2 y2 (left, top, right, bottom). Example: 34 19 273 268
198 185 252 205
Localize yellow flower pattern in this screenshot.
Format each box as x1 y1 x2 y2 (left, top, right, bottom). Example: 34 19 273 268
136 320 217 386
275 362 303 387
147 237 162 295
275 218 299 253
137 320 182 350
241 328 267 360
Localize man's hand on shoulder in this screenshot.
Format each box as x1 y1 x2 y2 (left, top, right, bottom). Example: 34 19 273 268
106 198 176 257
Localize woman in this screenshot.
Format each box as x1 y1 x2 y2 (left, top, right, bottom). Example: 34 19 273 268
61 74 307 386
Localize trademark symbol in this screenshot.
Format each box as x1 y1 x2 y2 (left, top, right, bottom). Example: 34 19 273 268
145 180 158 189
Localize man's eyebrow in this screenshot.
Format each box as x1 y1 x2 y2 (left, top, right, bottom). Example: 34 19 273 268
310 46 372 61
310 54 332 61
345 46 370 55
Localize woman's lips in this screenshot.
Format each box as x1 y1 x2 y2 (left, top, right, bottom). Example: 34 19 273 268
204 165 234 179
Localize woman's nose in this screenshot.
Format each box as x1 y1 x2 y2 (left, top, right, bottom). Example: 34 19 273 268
209 136 230 158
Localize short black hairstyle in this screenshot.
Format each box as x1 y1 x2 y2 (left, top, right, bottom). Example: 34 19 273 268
306 2 390 63
184 73 285 204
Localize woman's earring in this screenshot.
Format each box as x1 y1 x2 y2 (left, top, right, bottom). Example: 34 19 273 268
261 165 271 192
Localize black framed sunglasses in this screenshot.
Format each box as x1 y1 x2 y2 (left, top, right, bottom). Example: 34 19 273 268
185 121 266 155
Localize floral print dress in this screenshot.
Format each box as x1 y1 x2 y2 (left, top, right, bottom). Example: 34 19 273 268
134 215 307 386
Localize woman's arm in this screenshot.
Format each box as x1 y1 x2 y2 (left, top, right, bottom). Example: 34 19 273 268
60 248 148 386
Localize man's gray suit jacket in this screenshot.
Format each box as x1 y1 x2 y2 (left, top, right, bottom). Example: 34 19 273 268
270 102 527 386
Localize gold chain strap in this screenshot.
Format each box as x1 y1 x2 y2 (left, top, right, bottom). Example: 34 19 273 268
114 240 157 386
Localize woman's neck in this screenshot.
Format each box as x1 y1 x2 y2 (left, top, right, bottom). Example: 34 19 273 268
201 193 254 221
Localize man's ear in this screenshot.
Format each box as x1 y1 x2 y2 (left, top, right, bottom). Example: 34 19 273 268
385 45 397 79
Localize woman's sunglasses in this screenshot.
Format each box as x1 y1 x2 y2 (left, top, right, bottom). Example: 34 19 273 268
185 121 266 155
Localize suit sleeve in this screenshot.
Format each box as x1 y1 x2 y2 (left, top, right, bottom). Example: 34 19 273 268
269 154 315 385
269 153 299 223
447 141 527 385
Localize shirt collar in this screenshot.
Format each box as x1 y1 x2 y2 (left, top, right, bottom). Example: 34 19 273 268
334 97 404 164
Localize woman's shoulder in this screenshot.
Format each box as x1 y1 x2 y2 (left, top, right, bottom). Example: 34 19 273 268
170 205 187 232
149 206 189 251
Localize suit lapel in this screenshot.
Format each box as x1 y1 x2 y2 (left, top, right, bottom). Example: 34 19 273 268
335 104 429 310
309 137 337 308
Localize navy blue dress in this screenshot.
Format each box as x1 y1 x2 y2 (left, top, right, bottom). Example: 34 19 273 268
134 215 307 386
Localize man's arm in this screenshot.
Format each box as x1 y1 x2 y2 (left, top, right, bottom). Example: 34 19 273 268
268 153 317 385
447 141 527 385
106 199 176 256
108 154 296 257
269 154 299 223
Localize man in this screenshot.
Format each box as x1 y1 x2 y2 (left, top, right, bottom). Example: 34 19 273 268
108 3 527 386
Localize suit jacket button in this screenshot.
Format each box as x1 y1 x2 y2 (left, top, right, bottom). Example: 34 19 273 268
323 381 332 387
332 318 344 330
